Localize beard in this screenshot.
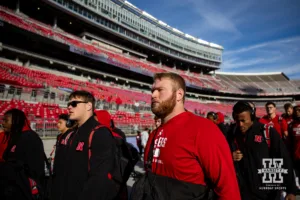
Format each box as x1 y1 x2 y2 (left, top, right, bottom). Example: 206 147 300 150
151 92 177 119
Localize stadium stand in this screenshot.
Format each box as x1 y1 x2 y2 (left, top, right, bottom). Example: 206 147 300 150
0 58 287 122
216 72 300 95
0 1 299 137
0 7 266 95
1 6 299 96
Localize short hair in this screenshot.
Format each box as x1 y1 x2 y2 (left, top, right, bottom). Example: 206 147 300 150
284 103 293 110
153 72 186 102
58 114 69 121
3 109 31 159
69 90 95 110
233 101 253 118
265 101 276 108
207 112 218 120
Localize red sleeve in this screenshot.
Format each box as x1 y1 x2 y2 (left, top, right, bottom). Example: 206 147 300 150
281 118 288 132
259 117 266 124
196 122 241 200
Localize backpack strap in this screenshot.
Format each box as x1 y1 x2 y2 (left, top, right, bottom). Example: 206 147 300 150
28 177 39 195
88 125 107 171
263 124 271 148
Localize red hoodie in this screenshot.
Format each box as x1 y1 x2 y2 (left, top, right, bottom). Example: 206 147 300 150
0 131 8 161
94 110 123 139
23 118 31 132
94 110 111 128
216 112 225 124
0 119 31 161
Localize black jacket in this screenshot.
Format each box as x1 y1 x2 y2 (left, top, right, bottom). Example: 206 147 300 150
229 121 297 200
50 129 74 200
57 116 117 200
0 130 45 200
217 122 228 138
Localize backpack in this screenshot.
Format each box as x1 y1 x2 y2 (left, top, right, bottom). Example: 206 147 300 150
88 125 139 186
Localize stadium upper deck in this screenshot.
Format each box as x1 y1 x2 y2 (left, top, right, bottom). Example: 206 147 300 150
0 1 299 98
215 72 300 95
42 0 223 69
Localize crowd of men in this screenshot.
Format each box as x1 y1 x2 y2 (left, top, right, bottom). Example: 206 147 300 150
0 72 299 200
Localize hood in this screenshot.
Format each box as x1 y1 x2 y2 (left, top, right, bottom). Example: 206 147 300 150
22 117 31 132
94 110 112 128
216 112 225 124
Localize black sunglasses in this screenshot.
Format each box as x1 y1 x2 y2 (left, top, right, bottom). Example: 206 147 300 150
67 101 88 108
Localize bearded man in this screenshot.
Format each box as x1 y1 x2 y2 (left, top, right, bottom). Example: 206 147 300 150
142 72 241 200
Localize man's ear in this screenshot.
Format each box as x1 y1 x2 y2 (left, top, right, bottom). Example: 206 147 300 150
86 102 93 111
176 88 184 102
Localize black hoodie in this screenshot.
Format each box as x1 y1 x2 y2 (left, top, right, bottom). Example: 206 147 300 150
56 116 117 200
0 129 45 200
229 121 297 200
50 128 75 200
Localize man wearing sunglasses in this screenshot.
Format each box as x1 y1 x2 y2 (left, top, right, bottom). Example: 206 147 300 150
56 90 117 200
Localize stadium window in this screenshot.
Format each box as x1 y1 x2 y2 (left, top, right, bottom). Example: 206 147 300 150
74 5 78 12
31 90 37 98
44 91 49 99
83 11 87 17
16 88 22 95
50 92 56 100
59 94 65 101
8 86 15 95
0 84 4 94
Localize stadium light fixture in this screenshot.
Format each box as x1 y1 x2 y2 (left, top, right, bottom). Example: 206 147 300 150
142 11 157 21
125 1 138 9
158 20 167 26
37 7 40 10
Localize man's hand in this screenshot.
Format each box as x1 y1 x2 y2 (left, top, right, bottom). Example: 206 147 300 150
233 150 243 161
283 131 288 137
285 194 296 200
